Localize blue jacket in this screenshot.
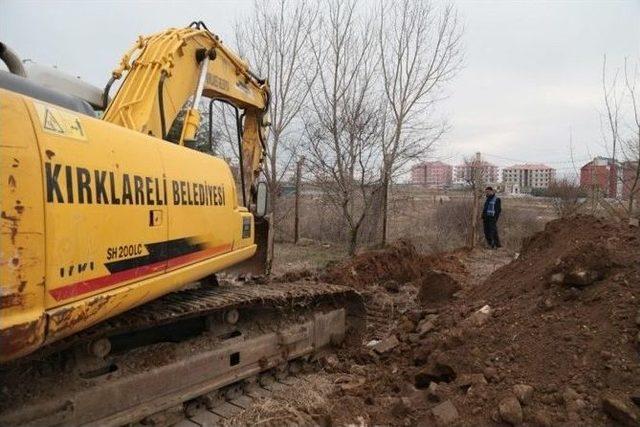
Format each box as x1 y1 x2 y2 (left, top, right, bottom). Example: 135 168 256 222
482 195 501 220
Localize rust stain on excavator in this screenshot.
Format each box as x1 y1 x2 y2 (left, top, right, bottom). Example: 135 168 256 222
0 293 25 309
0 317 45 361
1 211 20 244
50 294 114 332
7 175 16 190
1 198 24 245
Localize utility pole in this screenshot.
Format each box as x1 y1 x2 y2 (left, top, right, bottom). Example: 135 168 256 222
294 157 305 244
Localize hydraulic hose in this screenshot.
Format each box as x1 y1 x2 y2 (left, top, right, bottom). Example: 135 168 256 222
158 72 168 139
0 42 27 77
102 76 116 111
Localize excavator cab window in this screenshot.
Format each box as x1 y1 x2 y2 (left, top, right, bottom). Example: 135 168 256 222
164 96 242 161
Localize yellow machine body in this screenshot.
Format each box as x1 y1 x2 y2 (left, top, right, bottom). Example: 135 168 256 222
0 89 256 361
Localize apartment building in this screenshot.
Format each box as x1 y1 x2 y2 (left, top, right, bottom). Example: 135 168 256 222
410 161 453 188
454 161 499 184
502 163 555 193
580 157 620 198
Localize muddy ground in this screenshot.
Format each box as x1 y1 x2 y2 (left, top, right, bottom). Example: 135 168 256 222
230 215 640 426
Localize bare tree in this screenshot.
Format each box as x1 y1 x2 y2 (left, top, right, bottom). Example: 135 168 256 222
602 55 621 170
602 56 640 216
622 58 640 214
544 178 584 218
376 0 463 244
234 0 317 220
462 153 484 248
303 0 383 255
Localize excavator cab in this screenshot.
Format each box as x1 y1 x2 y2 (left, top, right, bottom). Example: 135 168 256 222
195 97 273 277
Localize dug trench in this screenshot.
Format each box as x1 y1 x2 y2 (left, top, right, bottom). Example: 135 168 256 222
229 215 640 426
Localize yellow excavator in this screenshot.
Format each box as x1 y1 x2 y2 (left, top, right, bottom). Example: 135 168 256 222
0 23 361 426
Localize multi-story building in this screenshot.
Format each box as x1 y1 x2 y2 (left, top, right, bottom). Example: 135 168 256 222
580 157 621 198
454 161 499 185
410 161 453 188
502 163 555 193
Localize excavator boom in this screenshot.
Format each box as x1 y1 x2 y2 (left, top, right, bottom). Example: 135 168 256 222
104 23 270 207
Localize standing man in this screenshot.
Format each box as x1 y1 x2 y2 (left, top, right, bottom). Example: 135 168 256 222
482 186 501 249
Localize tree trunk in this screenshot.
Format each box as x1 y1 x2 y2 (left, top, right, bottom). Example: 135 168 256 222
268 180 278 231
469 187 479 248
468 152 482 249
381 175 389 246
294 158 304 244
348 227 358 256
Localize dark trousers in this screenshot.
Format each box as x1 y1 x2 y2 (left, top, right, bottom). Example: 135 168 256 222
483 217 501 248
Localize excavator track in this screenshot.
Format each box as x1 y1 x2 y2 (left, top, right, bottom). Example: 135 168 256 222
0 281 364 426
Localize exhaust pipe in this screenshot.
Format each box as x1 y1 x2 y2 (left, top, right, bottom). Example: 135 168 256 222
0 42 27 77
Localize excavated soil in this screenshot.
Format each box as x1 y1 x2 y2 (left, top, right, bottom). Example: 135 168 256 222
316 216 640 426
293 215 640 426
320 240 468 289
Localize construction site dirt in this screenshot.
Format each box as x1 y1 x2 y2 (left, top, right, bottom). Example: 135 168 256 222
229 215 640 426
2 215 639 426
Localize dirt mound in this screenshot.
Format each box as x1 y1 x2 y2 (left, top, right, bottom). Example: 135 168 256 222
417 271 461 307
319 216 640 426
321 240 467 289
411 215 640 425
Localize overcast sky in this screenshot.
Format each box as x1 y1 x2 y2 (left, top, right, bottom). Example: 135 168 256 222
2 0 639 177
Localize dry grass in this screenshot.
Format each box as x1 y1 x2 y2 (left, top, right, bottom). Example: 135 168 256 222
272 189 556 256
222 374 334 426
272 241 348 276
386 194 553 252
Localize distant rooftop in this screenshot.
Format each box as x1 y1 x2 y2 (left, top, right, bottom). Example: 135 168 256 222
413 160 452 168
455 160 498 167
503 163 554 170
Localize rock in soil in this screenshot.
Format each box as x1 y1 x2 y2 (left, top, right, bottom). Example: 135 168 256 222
483 366 498 383
416 318 436 337
564 268 603 286
455 373 487 390
461 304 492 328
415 362 457 388
372 335 399 354
499 395 523 426
602 394 640 426
512 384 534 405
427 381 440 402
431 400 459 426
